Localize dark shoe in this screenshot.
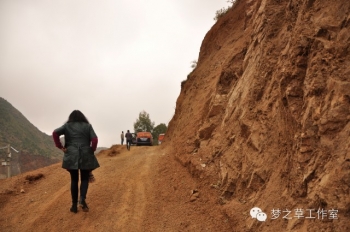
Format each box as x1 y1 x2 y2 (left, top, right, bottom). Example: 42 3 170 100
70 205 78 213
80 200 89 212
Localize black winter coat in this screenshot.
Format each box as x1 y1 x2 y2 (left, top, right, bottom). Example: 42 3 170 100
54 122 100 170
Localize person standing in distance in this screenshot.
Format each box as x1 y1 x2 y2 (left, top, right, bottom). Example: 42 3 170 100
121 131 124 145
125 130 132 151
52 110 100 213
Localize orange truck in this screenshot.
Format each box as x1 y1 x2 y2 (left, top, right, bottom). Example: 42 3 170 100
158 133 165 145
136 132 153 146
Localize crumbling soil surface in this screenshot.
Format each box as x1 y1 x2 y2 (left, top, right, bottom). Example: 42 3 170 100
0 145 231 232
165 0 350 231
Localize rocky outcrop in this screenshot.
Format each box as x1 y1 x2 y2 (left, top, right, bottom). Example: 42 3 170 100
166 0 350 230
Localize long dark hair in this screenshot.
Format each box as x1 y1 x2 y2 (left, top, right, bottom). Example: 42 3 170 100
67 110 89 123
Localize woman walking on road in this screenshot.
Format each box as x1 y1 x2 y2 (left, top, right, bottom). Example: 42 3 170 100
52 110 100 213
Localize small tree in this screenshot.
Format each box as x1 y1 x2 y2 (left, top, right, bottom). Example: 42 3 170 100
152 123 167 145
214 7 230 21
214 1 236 21
190 60 197 69
133 111 155 133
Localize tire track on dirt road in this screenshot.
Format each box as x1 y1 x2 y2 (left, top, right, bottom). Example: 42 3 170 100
88 146 158 232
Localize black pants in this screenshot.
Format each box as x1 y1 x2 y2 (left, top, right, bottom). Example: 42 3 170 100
126 140 132 150
68 169 90 205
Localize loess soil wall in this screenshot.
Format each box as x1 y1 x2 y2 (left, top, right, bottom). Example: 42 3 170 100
165 0 350 231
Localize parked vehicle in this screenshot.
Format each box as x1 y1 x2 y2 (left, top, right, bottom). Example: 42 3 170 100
158 133 165 145
136 132 153 146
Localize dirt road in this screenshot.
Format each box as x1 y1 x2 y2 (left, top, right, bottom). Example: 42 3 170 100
0 145 231 232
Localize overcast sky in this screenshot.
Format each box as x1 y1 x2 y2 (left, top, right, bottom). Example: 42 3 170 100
0 0 229 147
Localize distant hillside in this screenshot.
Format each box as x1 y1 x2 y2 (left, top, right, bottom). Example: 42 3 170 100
0 97 62 177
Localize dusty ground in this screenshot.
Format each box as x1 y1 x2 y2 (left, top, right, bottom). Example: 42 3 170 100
0 145 231 232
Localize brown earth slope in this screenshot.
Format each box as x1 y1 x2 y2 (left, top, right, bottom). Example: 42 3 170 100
166 0 350 231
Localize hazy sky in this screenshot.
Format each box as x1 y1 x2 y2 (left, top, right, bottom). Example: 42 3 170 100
0 0 229 147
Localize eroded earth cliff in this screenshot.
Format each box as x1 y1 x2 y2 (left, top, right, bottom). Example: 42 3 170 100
165 0 350 230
